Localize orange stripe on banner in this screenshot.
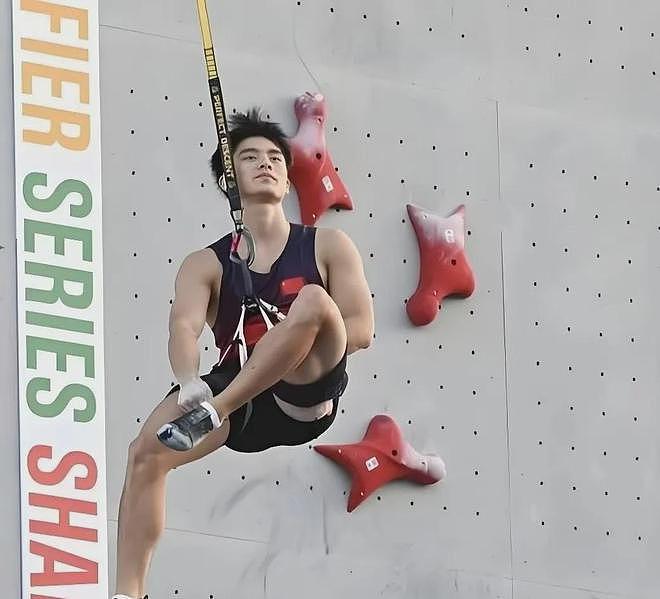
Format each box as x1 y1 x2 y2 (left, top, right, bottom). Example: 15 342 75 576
22 104 90 150
21 38 89 61
22 63 90 103
20 0 89 40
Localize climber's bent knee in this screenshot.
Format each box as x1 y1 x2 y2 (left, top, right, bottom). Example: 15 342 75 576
285 284 336 330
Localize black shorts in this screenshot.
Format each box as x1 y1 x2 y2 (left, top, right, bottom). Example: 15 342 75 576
165 351 348 453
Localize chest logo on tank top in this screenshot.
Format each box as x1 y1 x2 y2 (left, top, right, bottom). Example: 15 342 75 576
280 276 306 300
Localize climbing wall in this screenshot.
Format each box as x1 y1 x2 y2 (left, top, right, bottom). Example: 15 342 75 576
4 1 660 597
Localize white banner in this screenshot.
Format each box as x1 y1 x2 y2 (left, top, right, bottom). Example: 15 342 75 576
12 1 108 597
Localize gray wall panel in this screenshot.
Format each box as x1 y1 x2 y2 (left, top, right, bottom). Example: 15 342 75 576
99 1 660 129
515 579 636 599
107 521 268 597
100 24 509 584
0 0 21 592
93 1 660 598
500 103 660 597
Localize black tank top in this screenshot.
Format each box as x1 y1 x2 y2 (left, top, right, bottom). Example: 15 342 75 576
206 223 325 365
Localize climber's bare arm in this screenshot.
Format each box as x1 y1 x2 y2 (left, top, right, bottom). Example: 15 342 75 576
168 249 220 382
318 228 374 354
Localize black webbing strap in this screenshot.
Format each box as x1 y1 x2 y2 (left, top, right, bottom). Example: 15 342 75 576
196 0 255 274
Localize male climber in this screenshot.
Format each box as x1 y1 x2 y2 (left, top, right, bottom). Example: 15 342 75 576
112 109 374 599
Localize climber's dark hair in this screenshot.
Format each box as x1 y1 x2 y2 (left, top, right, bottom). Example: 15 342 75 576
210 107 292 184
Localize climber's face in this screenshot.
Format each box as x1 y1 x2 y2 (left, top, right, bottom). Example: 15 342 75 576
234 136 290 204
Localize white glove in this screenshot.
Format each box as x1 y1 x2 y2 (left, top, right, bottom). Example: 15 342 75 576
177 376 214 411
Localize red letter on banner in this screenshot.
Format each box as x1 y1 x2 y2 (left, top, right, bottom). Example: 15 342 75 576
28 445 97 490
30 540 98 586
29 493 98 542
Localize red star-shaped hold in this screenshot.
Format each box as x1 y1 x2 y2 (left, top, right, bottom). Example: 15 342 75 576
288 92 353 225
315 415 446 512
406 203 476 326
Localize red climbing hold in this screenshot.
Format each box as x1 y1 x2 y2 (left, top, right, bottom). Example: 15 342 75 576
288 92 353 225
314 414 446 512
406 203 475 326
